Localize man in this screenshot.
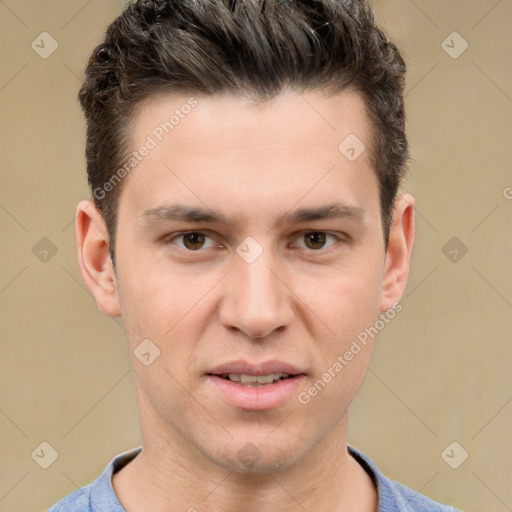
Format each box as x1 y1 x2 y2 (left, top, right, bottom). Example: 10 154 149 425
49 0 460 510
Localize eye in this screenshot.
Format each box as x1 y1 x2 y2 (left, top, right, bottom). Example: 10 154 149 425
166 231 217 251
293 231 340 251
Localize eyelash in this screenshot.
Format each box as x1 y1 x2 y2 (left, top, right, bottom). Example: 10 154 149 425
163 230 344 252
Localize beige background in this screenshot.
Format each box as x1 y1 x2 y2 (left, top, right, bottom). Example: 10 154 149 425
1 1 511 511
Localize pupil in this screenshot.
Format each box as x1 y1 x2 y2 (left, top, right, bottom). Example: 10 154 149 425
305 232 326 250
184 233 205 250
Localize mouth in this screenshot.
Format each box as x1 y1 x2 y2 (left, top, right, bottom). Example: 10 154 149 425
211 372 296 386
206 359 306 383
205 360 307 410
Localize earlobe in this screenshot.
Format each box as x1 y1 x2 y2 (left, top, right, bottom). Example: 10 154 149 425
75 200 122 317
379 194 415 312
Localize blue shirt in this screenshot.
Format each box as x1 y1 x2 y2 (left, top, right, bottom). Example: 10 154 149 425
48 445 460 511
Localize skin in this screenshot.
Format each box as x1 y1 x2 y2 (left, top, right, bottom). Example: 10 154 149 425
76 88 415 512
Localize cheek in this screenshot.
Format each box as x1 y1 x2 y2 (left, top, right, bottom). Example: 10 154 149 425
115 256 225 386
309 258 383 346
116 253 207 336
299 269 381 423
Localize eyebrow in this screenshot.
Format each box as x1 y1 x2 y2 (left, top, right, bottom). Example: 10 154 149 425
140 204 229 225
140 202 364 227
281 202 364 224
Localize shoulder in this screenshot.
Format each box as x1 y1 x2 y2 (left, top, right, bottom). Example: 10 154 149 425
381 478 459 511
348 445 461 512
47 486 91 511
47 447 142 512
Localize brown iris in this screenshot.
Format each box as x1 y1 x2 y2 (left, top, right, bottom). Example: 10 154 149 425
304 232 327 250
182 232 206 250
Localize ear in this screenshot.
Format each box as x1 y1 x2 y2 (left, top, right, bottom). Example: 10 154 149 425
75 200 121 317
379 194 415 312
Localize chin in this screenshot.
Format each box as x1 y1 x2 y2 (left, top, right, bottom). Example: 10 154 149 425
205 438 309 474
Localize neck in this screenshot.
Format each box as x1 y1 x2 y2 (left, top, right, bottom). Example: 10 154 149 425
113 395 377 512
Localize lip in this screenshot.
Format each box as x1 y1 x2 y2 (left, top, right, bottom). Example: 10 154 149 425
206 359 307 411
206 374 306 410
207 359 305 377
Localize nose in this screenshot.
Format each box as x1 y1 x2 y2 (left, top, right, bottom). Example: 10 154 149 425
218 248 294 339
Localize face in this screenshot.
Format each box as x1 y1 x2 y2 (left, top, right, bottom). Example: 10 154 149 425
77 88 414 473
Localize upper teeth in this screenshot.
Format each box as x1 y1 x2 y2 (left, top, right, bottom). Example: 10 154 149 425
225 373 290 384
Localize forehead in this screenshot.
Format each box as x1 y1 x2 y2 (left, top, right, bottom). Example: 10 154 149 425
131 88 370 156
118 88 379 227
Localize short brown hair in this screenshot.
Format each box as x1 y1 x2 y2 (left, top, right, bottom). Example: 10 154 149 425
79 0 408 256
